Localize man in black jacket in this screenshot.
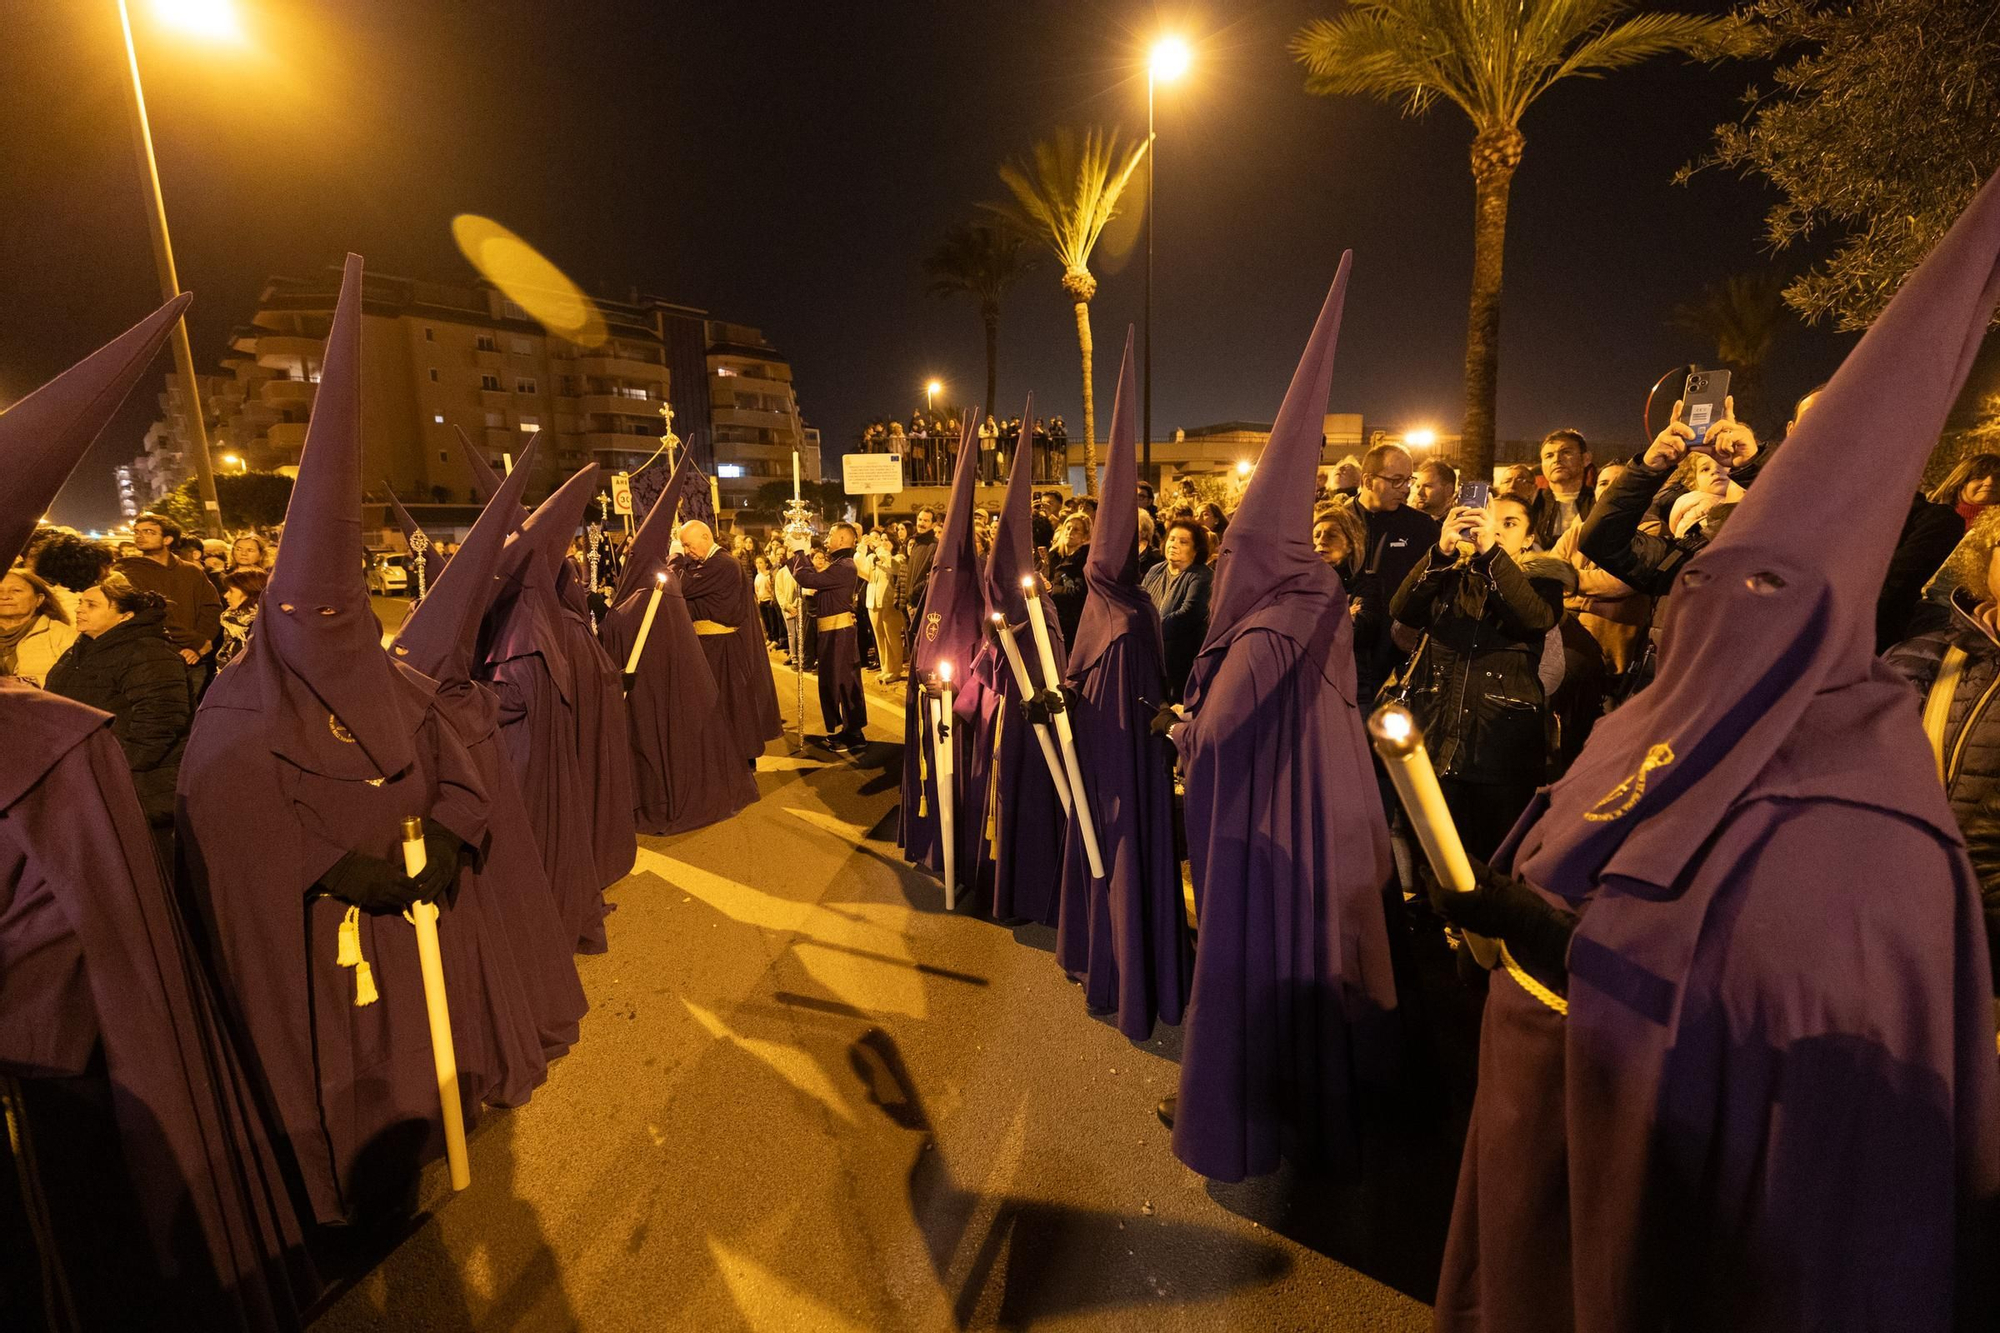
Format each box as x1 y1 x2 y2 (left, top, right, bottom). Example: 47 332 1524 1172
899 505 938 639
115 510 221 701
1354 442 1440 700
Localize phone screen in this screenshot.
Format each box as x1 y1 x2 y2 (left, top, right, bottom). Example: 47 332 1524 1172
1682 368 1733 449
1457 480 1491 510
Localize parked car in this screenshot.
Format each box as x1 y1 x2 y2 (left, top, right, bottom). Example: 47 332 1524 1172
366 551 410 596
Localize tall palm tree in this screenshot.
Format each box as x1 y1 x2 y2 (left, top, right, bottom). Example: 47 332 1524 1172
986 126 1150 494
1671 270 1789 425
924 223 1033 423
1293 1 1742 477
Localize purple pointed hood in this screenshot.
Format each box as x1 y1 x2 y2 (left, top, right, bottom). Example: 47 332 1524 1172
1068 329 1150 678
1520 168 2000 896
614 453 691 605
911 412 985 682
1 294 190 565
982 393 1059 634
391 433 540 683
518 462 600 580
1198 254 1351 659
457 428 507 506
382 484 446 595
252 254 420 775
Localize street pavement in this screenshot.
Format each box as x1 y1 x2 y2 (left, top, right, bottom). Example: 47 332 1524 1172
313 640 1449 1332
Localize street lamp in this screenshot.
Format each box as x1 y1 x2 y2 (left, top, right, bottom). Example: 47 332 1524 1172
925 379 942 413
1404 428 1438 450
117 0 239 537
1146 35 1192 487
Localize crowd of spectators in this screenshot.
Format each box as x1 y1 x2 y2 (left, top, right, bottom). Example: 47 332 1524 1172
858 410 1071 485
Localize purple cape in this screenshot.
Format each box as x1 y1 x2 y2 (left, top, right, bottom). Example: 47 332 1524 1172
1171 257 1400 1182
1438 171 2000 1331
900 413 990 878
674 547 783 762
0 684 314 1330
600 572 757 833
1056 333 1190 1039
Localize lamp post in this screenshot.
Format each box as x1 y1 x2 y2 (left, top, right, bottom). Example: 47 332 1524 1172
925 379 941 414
118 0 238 537
1145 36 1191 487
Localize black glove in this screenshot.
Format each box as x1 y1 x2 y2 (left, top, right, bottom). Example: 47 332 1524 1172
412 818 467 909
1149 702 1181 739
1427 858 1577 991
1020 691 1054 725
318 851 423 916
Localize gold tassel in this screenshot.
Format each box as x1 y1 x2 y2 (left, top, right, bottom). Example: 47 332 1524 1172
336 906 362 966
985 711 1003 845
352 959 380 1008
918 722 930 817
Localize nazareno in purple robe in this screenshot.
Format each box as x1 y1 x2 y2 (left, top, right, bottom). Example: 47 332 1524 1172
389 434 588 1103
1055 333 1190 1040
0 296 314 1330
965 392 1068 925
898 413 992 885
177 256 495 1226
1170 256 1401 1183
1435 170 2000 1333
674 540 783 764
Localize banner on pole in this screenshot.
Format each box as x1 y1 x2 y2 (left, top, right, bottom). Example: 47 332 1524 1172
842 453 904 495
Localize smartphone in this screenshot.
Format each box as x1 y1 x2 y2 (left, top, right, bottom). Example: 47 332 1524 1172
1681 368 1732 451
1456 480 1490 510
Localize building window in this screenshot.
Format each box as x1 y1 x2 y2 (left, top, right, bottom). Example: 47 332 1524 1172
503 300 528 321
480 374 502 392
485 411 504 428
475 334 497 352
715 366 737 377
511 337 533 356
515 378 537 396
560 376 578 396
428 368 440 383
616 385 649 401
433 413 445 424
439 450 449 463
424 327 436 342
716 464 745 479
519 416 541 433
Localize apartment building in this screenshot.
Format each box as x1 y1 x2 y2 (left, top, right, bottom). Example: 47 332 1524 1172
128 265 819 513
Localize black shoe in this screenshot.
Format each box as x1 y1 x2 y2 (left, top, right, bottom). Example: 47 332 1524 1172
806 733 841 749
838 733 868 753
1155 1096 1176 1131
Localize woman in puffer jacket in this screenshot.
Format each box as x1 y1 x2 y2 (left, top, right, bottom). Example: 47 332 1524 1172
44 573 191 836
1886 505 2000 996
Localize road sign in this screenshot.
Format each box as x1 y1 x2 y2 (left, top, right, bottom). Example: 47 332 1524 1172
610 472 633 515
842 453 904 495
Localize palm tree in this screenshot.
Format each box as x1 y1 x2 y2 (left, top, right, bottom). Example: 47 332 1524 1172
986 126 1150 494
924 224 1033 423
1671 271 1788 426
1293 0 1742 477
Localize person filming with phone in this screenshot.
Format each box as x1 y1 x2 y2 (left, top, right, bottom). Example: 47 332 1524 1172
1388 483 1564 859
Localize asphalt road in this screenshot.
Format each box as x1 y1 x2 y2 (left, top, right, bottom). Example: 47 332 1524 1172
313 639 1453 1332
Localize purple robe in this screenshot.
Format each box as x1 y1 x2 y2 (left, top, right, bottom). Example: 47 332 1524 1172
1171 258 1401 1181
1056 334 1190 1038
675 548 782 762
601 573 757 834
1437 169 2000 1331
555 559 638 886
0 684 313 1330
789 548 868 740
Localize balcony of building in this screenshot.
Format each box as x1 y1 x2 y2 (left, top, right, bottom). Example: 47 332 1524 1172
266 422 309 456
578 393 660 420
260 379 316 411
581 432 663 461
479 389 512 410
252 335 324 372
472 347 504 371
569 353 668 382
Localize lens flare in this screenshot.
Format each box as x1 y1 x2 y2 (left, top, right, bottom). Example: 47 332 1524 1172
450 215 607 348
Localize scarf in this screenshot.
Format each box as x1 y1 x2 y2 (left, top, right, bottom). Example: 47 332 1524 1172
0 615 37 676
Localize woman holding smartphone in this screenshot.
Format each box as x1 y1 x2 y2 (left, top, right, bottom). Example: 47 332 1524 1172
1388 490 1564 859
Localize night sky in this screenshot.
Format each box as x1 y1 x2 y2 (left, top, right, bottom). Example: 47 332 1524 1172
4 0 1849 528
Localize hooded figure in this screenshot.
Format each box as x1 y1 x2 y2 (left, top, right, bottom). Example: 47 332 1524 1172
383 485 447 599
388 434 588 1105
1432 173 2000 1333
1055 333 1190 1040
671 501 781 766
0 298 315 1331
177 255 490 1226
600 454 758 833
521 463 638 890
964 392 1068 924
478 467 609 954
898 413 992 881
1167 256 1400 1183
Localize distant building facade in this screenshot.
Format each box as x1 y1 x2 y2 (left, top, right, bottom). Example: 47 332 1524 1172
125 266 819 514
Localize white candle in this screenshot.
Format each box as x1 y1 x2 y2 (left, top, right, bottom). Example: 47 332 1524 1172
1367 703 1498 968
1020 577 1104 879
792 450 801 499
710 476 721 516
398 815 470 1190
990 612 1071 815
624 573 667 675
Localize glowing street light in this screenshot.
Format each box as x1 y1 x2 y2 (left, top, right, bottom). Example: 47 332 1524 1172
1145 34 1195 485
220 452 244 472
1404 428 1438 450
152 0 244 43
1236 459 1253 477
925 379 943 413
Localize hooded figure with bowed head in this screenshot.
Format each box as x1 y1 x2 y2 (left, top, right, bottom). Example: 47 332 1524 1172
1054 329 1190 1040
0 295 316 1330
1164 255 1402 1183
1429 171 2000 1333
177 256 490 1227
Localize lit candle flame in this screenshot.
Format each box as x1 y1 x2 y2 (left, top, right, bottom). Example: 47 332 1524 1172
1019 575 1035 591
656 572 666 584
939 661 953 683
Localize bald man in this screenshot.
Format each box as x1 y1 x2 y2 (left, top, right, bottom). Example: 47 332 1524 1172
673 520 783 763
786 522 869 751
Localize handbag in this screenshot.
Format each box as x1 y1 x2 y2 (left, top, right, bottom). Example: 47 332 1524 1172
1374 631 1432 711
